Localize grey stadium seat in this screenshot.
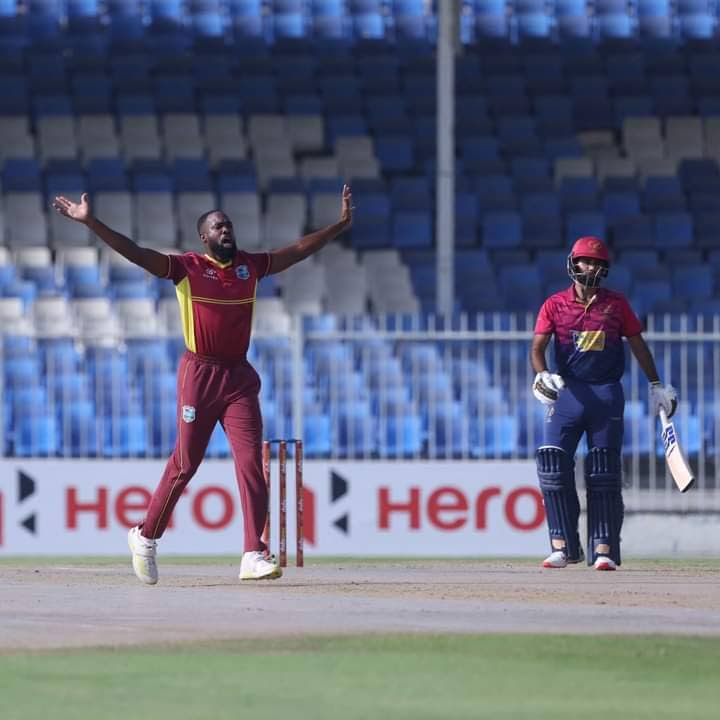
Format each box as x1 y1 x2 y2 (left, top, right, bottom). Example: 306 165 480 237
135 192 178 248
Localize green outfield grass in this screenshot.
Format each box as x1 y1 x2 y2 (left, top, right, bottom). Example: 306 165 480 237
2 635 719 720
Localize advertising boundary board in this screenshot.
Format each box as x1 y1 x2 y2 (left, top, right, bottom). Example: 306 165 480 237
0 460 717 556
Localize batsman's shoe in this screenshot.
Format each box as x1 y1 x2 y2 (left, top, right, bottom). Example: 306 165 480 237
239 550 282 580
128 526 158 585
593 555 617 571
542 547 585 568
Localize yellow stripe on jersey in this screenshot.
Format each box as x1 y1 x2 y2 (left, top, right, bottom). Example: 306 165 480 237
574 330 606 352
250 280 258 329
175 276 196 352
191 296 255 305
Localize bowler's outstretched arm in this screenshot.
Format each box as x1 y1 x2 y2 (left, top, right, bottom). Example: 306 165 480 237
53 193 170 278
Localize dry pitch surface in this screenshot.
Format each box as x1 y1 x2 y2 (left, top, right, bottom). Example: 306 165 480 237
1 559 719 651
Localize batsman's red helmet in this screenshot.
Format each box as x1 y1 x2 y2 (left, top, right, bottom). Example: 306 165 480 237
569 236 610 264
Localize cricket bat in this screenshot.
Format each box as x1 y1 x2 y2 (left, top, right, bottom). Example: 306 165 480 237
659 408 695 493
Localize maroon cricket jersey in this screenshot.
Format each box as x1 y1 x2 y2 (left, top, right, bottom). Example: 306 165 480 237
534 286 643 383
165 251 271 359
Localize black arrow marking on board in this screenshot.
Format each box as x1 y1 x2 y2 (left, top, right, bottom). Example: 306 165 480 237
21 513 36 535
333 513 349 534
331 470 348 502
18 471 36 503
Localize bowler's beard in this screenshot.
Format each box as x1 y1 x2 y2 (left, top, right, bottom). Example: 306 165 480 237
210 241 236 263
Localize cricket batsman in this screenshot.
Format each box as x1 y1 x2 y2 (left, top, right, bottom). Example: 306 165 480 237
530 236 677 570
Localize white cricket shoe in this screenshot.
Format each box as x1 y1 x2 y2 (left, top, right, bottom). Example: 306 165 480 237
239 550 282 580
593 555 617 571
542 547 585 568
128 526 158 585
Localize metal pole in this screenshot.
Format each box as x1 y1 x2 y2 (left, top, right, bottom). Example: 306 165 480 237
291 314 304 444
436 0 457 317
295 439 304 567
278 439 287 567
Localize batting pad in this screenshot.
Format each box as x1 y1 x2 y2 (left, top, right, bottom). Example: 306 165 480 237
536 446 582 561
585 447 624 566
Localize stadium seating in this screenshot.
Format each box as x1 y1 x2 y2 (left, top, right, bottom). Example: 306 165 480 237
1 1 720 458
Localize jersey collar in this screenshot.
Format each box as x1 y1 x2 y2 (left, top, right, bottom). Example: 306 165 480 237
566 284 605 310
204 253 234 270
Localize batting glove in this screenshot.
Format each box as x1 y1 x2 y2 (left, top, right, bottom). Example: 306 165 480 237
532 371 565 405
650 381 677 419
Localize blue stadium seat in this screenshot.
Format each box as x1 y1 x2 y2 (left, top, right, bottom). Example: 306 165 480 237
26 0 63 41
67 0 104 33
173 158 212 192
619 248 659 269
497 116 540 156
45 160 86 197
375 135 415 173
22 266 61 294
613 215 655 247
379 414 423 456
471 415 518 457
3 158 42 191
545 137 583 161
672 265 713 299
695 213 720 248
474 13 510 41
390 176 431 211
227 0 265 36
61 399 100 456
88 158 128 192
654 212 694 249
303 413 332 456
535 94 574 136
476 175 517 213
99 412 147 457
652 76 693 117
521 191 561 217
216 165 256 193
2 335 38 363
511 157 552 193
353 12 386 39
605 264 632 294
623 415 653 454
482 211 522 247
517 12 553 40
14 415 58 457
72 72 113 113
0 0 27 51
595 13 635 40
566 212 606 246
0 73 29 113
106 1 146 43
455 192 479 246
632 280 672 315
603 191 641 225
559 178 598 212
154 74 195 112
678 13 716 40
334 402 376 456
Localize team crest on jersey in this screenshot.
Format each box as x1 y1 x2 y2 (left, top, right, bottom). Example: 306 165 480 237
203 268 218 280
182 405 196 423
572 329 606 352
235 265 250 280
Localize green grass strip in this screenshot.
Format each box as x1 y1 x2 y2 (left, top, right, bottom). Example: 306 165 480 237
2 635 718 720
